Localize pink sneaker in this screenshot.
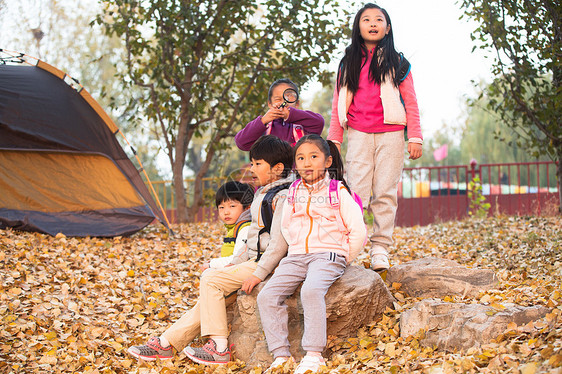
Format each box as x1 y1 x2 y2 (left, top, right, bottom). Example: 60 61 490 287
183 339 232 365
127 337 173 361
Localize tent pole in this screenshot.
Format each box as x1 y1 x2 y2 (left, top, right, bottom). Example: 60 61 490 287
117 129 175 236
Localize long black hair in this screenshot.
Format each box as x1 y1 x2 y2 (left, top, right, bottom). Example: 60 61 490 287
293 134 351 193
337 3 402 93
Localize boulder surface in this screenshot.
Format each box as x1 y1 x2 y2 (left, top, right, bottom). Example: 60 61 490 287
400 298 551 351
387 257 498 298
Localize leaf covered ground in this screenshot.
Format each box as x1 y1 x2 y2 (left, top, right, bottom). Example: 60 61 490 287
1 215 561 374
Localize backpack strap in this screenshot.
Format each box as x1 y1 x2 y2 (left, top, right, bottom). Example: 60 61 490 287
328 179 368 245
328 179 348 234
397 53 411 83
233 220 251 238
281 179 301 230
256 182 292 260
292 125 305 145
286 179 301 207
264 122 272 135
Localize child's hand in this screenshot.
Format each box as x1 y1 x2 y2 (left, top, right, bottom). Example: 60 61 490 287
241 275 262 294
200 262 210 272
408 142 422 160
262 106 289 124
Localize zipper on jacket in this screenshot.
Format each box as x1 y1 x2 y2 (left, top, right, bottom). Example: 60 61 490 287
304 193 313 253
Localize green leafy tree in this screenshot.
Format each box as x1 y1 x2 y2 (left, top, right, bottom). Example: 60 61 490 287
96 0 352 222
459 0 562 212
460 93 544 165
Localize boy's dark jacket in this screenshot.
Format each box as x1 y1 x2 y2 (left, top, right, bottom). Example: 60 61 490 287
229 175 293 280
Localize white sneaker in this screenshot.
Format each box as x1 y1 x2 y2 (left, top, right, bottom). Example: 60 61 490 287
370 254 390 271
294 355 325 374
369 244 390 271
265 356 292 373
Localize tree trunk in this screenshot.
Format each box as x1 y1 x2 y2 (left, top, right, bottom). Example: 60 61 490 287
172 157 189 223
558 146 562 214
171 103 195 223
188 145 217 221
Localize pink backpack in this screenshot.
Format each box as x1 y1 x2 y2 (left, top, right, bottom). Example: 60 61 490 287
287 179 367 244
265 123 304 146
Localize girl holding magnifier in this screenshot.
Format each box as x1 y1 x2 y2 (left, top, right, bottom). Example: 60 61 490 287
235 78 324 151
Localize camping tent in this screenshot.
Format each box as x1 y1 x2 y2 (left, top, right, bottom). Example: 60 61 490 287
0 51 171 237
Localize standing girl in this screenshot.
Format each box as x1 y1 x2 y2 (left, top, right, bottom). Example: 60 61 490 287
257 134 367 374
327 3 423 271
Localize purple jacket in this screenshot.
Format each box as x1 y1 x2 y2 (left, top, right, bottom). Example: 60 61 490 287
235 108 324 151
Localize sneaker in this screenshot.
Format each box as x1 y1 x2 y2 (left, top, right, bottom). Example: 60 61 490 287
370 253 390 271
127 337 173 361
265 356 292 373
294 355 325 374
369 244 390 271
183 339 231 365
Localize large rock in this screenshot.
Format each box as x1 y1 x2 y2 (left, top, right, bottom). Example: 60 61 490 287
227 265 395 367
400 298 550 351
387 257 498 298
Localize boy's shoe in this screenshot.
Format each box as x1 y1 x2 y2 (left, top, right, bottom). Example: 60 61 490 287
183 339 231 365
369 244 390 271
294 355 325 374
127 337 173 361
265 356 293 373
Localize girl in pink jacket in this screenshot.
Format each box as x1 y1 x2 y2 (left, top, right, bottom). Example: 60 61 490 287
257 134 366 374
327 3 423 271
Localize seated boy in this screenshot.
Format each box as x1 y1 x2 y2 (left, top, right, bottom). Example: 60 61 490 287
127 135 294 365
234 78 324 150
201 181 253 272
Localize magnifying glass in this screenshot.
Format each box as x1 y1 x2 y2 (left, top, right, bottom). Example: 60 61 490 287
279 88 298 108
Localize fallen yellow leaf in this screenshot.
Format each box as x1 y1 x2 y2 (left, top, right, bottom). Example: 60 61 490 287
520 362 538 374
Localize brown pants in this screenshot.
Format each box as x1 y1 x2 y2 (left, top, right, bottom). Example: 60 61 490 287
161 260 258 351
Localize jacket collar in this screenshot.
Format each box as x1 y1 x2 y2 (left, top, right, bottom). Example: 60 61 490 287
301 172 331 193
259 174 295 194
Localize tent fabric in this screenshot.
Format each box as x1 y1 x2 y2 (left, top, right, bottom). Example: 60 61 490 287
0 151 144 211
0 62 170 237
0 207 154 238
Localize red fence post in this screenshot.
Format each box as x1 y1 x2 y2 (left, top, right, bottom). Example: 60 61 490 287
470 159 478 180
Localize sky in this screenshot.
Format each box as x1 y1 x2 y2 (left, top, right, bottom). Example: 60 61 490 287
303 0 495 139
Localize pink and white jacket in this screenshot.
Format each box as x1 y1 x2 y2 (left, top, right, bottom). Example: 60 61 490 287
280 173 366 262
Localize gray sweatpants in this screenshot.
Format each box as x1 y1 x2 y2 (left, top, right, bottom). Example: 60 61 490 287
257 252 346 357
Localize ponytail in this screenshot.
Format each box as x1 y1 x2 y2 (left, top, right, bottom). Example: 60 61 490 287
327 140 351 194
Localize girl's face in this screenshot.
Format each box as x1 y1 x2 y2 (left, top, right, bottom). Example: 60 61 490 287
295 142 332 185
268 83 299 110
359 8 390 50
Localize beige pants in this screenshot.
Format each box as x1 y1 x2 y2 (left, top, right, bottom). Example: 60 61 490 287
345 128 404 249
161 260 258 351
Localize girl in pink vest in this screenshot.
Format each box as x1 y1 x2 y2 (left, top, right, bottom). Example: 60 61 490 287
327 3 423 271
257 134 366 374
